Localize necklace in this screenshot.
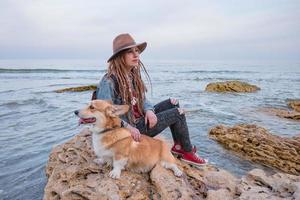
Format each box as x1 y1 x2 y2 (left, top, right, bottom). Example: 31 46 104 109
125 74 137 106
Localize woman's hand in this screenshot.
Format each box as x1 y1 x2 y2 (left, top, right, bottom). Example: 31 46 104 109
127 124 141 142
145 110 157 129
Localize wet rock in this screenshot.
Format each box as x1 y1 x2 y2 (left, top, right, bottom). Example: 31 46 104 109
209 124 300 175
260 108 300 121
55 85 97 93
288 100 300 112
205 81 260 93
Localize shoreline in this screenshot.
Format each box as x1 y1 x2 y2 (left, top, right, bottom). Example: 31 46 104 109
44 128 300 199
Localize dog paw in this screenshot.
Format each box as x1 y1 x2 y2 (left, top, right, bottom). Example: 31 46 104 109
109 169 121 179
174 169 183 177
93 158 105 165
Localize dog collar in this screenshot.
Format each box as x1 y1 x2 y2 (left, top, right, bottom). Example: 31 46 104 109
98 126 119 134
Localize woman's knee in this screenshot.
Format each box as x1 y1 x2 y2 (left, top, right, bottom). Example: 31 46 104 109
169 99 186 115
169 98 180 108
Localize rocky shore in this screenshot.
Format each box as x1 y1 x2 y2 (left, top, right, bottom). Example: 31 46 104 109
260 100 300 121
260 108 300 121
44 128 300 200
47 83 300 199
209 124 300 175
55 85 97 93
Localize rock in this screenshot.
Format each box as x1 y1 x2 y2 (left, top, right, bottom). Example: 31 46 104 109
201 169 238 200
205 81 260 93
44 128 300 199
236 169 300 200
202 169 237 194
55 85 97 93
150 164 201 199
288 100 300 112
260 108 300 121
44 129 207 200
259 100 300 121
209 124 300 175
292 182 300 200
206 189 232 200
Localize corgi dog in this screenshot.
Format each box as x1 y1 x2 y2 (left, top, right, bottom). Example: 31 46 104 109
74 100 183 179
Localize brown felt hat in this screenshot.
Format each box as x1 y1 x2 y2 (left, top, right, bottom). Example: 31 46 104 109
107 33 147 63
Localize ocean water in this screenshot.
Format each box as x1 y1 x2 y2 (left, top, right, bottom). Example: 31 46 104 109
0 59 299 200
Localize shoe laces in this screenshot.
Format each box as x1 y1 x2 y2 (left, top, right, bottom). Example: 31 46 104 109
191 153 205 163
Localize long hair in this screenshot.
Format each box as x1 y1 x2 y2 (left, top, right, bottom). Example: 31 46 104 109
107 52 151 123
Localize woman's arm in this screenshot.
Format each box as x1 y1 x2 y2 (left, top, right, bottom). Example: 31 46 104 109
143 96 157 128
143 96 154 112
96 75 114 100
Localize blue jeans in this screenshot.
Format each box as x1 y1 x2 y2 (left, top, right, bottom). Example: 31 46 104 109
135 99 193 152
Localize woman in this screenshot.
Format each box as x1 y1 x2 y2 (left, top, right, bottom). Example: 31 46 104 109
96 33 206 166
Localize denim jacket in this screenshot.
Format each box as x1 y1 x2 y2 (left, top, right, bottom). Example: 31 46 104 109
95 74 153 126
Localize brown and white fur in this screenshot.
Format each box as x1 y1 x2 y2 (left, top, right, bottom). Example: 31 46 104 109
74 100 182 179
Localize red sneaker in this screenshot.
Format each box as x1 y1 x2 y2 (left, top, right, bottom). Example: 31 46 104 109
181 151 207 166
171 143 196 156
171 143 185 156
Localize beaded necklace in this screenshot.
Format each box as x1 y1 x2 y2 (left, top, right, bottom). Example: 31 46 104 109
125 73 137 106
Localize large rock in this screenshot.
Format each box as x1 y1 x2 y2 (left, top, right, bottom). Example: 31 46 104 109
44 128 300 199
209 124 300 175
258 100 300 121
288 100 300 112
260 108 300 121
205 81 260 93
44 129 208 200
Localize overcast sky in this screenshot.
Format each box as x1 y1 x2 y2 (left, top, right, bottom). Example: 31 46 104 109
1 0 299 61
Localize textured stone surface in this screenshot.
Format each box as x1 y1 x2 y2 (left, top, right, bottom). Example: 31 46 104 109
209 124 300 175
288 100 300 112
261 108 300 121
44 129 155 200
55 85 97 93
44 129 207 200
236 169 300 200
205 81 260 93
44 128 300 199
150 164 202 200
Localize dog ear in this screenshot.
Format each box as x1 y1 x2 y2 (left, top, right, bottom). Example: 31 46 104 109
106 105 129 117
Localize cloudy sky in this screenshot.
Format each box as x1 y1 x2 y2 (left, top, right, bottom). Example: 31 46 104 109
1 0 299 61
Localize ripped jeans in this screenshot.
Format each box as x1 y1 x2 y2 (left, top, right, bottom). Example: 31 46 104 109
135 99 193 152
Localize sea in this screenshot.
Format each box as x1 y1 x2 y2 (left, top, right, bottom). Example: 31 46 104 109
0 59 299 200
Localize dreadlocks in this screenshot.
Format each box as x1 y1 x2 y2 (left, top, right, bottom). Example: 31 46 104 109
107 53 152 124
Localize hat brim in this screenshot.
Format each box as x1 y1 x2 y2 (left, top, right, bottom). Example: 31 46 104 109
107 42 147 63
